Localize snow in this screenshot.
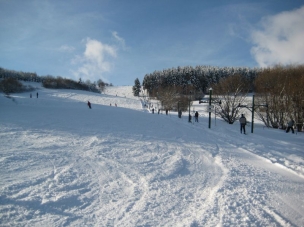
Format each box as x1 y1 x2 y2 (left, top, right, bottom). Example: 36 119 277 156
0 83 304 226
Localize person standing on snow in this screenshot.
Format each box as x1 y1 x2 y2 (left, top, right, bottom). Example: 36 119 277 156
87 101 91 109
239 114 247 134
178 110 182 118
286 119 295 133
195 111 199 122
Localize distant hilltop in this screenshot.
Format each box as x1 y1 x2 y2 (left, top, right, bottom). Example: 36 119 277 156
0 66 112 94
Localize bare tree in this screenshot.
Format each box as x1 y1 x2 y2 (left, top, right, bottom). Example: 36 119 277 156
212 75 250 124
156 86 190 111
255 65 304 130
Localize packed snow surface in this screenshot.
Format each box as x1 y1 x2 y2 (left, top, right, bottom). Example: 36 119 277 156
1 84 304 226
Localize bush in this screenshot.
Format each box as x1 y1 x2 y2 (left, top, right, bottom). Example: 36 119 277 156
0 78 25 94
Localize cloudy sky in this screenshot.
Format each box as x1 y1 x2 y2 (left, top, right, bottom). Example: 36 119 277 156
1 0 304 86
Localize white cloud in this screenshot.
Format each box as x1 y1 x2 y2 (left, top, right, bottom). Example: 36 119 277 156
250 6 304 67
112 31 128 51
72 38 117 82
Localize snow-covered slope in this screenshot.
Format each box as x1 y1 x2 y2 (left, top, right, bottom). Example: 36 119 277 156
0 83 303 226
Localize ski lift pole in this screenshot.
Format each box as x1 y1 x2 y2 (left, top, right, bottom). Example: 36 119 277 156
209 88 212 128
188 98 191 122
199 88 221 129
251 94 255 133
238 94 267 133
215 107 216 126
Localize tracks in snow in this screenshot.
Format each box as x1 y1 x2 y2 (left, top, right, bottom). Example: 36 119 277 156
73 134 226 226
207 134 301 226
1 123 303 226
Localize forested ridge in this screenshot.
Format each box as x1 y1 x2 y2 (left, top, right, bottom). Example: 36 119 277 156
0 67 110 93
141 64 304 130
143 65 260 95
0 67 40 82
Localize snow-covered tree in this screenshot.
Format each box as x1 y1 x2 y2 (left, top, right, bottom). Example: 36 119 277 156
142 65 259 96
132 78 141 96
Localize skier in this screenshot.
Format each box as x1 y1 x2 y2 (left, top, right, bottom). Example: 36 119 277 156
87 101 91 109
36 92 39 98
178 110 182 118
286 119 295 133
239 114 247 134
152 108 154 114
195 111 199 122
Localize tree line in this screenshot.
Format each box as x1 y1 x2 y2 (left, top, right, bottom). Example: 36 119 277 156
140 65 259 115
142 65 259 96
0 67 112 94
138 65 304 130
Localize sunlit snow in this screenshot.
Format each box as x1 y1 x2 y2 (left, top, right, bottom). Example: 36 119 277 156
0 83 303 226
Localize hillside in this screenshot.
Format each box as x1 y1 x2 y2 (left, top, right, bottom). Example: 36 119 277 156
0 83 303 226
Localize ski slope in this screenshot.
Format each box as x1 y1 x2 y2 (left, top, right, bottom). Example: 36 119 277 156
0 83 304 226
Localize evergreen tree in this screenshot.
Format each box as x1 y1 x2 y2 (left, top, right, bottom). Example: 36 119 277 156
132 78 141 96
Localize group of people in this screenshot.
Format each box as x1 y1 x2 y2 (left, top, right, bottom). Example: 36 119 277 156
152 109 200 122
188 111 200 123
30 92 39 98
186 112 296 135
87 99 297 134
150 108 166 115
239 114 296 134
87 101 118 109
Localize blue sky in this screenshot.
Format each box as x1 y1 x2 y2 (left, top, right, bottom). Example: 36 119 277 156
1 0 304 86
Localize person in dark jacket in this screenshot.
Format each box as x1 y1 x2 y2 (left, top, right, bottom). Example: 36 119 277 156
178 110 182 118
286 119 295 133
239 114 246 134
195 111 199 122
87 101 91 109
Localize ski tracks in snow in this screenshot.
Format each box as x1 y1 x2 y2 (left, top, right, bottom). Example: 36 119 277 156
67 134 227 226
206 131 304 227
2 127 300 226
